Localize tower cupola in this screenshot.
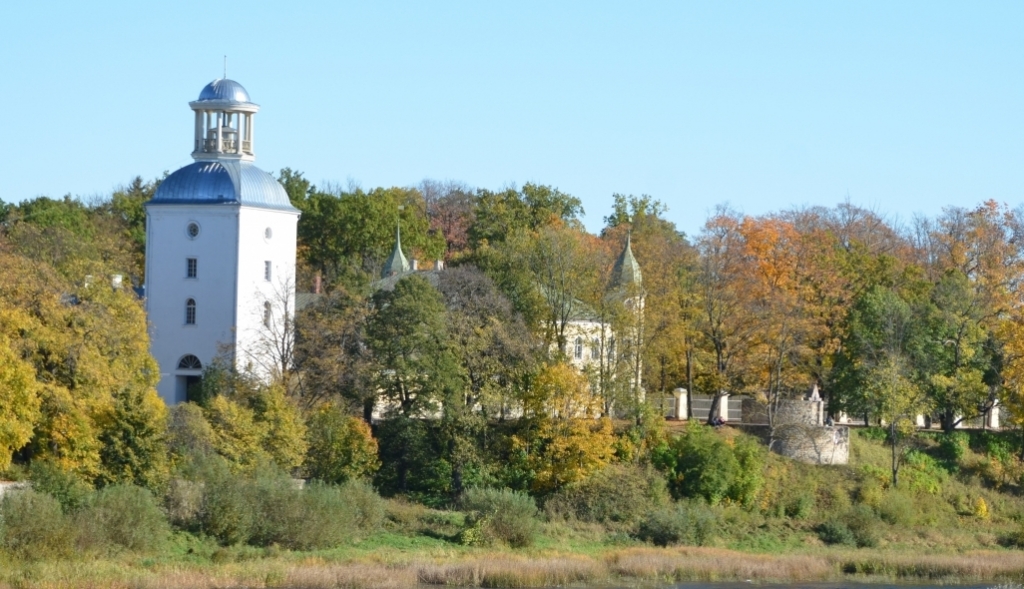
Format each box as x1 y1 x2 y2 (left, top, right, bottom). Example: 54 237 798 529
382 224 411 278
610 232 643 289
190 79 259 162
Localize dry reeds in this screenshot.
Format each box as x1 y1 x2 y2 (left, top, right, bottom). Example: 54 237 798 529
607 546 834 582
4 547 1024 588
831 550 1024 580
418 555 603 588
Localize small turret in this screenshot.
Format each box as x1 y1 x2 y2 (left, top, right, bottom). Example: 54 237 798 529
610 231 642 289
382 223 411 278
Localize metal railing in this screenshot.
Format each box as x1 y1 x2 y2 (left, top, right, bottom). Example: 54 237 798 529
199 138 253 154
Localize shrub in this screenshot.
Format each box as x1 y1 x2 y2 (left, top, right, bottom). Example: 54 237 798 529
164 477 204 529
193 457 262 544
875 489 916 525
255 481 355 550
0 489 75 558
462 487 539 548
28 460 94 512
843 504 881 548
938 431 970 468
182 456 367 549
635 502 714 547
544 464 668 526
857 427 888 442
75 485 170 554
816 520 855 546
342 478 386 532
901 450 947 494
167 402 216 462
785 493 814 520
974 496 990 520
652 426 765 507
1000 524 1024 548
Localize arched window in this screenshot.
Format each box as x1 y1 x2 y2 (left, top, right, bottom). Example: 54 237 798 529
591 338 600 360
177 354 202 370
608 337 616 360
263 301 272 328
185 298 196 325
574 337 583 359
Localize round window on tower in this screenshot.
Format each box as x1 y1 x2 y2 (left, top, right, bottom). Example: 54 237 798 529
186 222 201 239
264 227 273 240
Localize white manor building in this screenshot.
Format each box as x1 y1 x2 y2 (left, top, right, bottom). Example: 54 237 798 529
144 79 299 405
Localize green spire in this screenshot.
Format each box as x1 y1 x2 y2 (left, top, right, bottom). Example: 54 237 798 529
382 223 411 278
610 231 642 289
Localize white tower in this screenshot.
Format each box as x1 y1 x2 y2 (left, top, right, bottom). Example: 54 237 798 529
144 79 300 405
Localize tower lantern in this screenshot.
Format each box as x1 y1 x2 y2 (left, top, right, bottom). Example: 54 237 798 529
190 79 258 161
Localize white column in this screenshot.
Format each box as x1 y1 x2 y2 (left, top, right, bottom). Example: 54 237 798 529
248 113 254 154
987 402 1000 429
673 388 688 420
838 412 849 424
205 111 211 151
215 112 223 152
194 110 202 152
915 414 926 427
718 394 730 422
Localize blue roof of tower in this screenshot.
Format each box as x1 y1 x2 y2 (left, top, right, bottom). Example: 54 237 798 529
148 161 298 212
197 79 252 103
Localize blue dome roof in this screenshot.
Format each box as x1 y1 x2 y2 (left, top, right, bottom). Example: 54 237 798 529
197 79 251 103
149 161 298 212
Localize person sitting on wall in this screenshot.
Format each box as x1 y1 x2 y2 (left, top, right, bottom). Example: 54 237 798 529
825 415 834 427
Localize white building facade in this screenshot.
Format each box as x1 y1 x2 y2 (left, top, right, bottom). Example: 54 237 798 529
145 79 299 405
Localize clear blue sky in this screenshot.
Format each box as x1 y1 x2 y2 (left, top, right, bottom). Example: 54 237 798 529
2 2 1022 237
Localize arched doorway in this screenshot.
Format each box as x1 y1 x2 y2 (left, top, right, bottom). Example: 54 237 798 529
176 354 203 403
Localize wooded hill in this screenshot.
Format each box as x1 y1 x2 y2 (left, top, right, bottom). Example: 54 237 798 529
3 172 1024 505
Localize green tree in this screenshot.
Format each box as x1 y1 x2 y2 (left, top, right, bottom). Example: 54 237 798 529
652 425 765 506
305 405 380 484
367 275 466 495
296 186 445 287
96 385 168 490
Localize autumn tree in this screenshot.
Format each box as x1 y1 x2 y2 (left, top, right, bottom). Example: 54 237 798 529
421 179 476 259
0 316 41 472
602 194 695 424
436 266 539 420
291 287 375 416
0 249 165 483
692 209 758 422
521 363 616 493
304 404 380 484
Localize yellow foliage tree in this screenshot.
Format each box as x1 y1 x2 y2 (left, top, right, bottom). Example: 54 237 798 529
0 251 166 480
0 330 41 472
524 363 616 492
203 395 271 469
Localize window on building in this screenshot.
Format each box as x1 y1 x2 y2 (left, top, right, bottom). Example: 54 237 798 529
186 257 197 278
574 337 583 359
185 298 196 325
608 337 615 360
264 261 272 282
177 354 202 370
263 301 272 328
591 338 600 360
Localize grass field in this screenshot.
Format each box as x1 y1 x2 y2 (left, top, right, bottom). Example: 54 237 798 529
5 428 1024 588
